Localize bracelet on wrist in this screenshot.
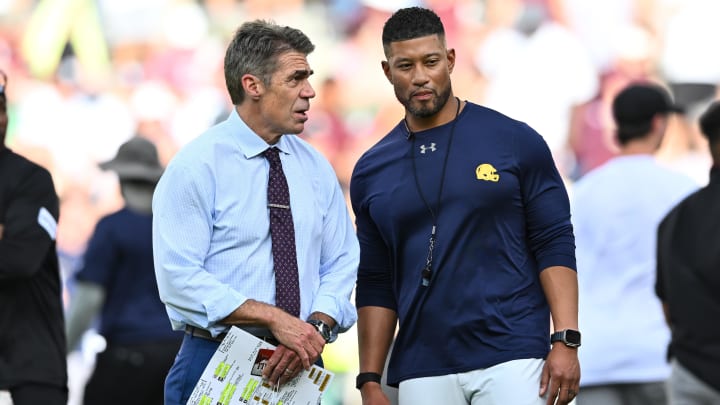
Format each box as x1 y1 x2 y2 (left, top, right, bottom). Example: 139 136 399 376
355 372 382 390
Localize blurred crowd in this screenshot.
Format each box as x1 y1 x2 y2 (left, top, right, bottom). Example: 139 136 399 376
1 0 719 404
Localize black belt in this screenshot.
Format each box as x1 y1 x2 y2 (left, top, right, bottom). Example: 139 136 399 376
185 325 279 346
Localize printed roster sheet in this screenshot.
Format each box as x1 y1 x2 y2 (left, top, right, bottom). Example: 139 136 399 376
186 326 334 405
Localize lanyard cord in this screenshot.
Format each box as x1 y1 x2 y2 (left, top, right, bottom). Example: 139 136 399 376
408 96 461 286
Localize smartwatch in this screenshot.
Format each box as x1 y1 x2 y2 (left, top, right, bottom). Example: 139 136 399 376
307 319 337 343
551 329 582 348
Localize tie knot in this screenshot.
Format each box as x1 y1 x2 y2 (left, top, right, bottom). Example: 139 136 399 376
263 147 281 166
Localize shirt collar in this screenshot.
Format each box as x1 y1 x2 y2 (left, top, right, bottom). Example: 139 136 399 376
227 108 292 159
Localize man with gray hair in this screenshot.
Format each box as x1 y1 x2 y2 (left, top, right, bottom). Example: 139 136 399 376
152 21 359 404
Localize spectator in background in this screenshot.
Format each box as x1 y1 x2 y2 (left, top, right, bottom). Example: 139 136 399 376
301 76 352 179
656 100 720 405
0 70 68 404
568 23 657 179
658 0 720 149
64 136 182 405
475 0 599 177
572 83 698 405
651 0 720 185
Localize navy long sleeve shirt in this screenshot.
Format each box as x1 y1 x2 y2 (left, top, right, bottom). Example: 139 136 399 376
350 102 576 386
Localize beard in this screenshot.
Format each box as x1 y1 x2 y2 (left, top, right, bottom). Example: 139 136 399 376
395 85 452 119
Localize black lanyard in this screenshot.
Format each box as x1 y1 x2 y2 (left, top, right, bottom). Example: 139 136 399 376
408 97 461 287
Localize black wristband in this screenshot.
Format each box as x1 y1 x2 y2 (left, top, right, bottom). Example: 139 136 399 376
355 372 382 390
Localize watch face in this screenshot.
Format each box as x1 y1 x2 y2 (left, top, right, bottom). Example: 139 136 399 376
318 324 331 339
309 320 333 342
565 330 581 345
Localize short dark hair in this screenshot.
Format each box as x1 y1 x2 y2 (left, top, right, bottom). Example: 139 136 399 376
382 7 445 56
699 100 720 145
616 123 651 146
224 20 315 105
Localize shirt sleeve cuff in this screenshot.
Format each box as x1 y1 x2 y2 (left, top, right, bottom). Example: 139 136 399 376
311 294 357 333
537 254 577 272
204 288 248 331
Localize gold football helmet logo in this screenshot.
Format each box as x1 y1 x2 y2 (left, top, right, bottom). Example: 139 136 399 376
476 163 499 182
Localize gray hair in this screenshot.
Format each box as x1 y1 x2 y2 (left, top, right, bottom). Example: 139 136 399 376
224 20 315 105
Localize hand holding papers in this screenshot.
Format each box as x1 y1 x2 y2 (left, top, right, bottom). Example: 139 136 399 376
186 326 334 405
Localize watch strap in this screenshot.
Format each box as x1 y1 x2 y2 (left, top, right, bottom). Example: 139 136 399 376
551 329 581 347
356 372 382 390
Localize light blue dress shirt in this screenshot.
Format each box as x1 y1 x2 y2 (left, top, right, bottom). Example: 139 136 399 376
152 109 359 337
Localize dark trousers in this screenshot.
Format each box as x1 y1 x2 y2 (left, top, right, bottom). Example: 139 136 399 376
83 340 181 405
10 382 68 405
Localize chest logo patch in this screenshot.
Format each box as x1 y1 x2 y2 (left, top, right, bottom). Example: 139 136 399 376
476 163 499 182
419 143 436 154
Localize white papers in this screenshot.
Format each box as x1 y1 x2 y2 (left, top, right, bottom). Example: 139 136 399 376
186 326 334 405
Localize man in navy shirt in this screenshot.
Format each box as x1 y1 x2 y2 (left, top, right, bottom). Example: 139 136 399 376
350 7 580 405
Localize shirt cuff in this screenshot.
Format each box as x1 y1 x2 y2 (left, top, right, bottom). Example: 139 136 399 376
312 293 357 332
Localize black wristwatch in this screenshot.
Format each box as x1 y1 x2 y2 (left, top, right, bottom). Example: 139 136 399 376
307 319 337 343
551 329 582 348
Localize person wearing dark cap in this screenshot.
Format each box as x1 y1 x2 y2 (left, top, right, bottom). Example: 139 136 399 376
611 83 685 145
64 136 182 405
655 100 720 405
0 71 68 404
571 82 699 405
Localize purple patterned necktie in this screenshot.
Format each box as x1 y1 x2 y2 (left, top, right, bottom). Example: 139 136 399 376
263 147 301 316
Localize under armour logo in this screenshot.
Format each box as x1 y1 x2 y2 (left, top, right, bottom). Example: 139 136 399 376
420 143 437 154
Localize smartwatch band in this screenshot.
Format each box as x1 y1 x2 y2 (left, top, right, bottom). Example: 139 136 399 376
356 372 382 390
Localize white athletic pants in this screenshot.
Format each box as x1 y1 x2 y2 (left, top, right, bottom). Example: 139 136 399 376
398 358 548 405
